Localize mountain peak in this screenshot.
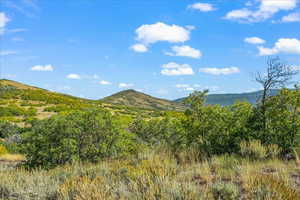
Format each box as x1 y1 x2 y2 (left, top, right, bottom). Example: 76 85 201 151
102 89 185 111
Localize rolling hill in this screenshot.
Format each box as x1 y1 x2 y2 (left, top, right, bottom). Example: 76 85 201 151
0 79 167 125
174 90 280 106
0 79 283 125
102 89 185 111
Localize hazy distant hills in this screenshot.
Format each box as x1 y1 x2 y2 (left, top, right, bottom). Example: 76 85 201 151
174 89 280 106
102 89 186 111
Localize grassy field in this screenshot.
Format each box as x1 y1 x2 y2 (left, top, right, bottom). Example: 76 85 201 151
0 148 300 200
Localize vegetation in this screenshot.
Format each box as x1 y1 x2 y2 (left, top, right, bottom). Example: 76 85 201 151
0 58 299 199
103 89 186 111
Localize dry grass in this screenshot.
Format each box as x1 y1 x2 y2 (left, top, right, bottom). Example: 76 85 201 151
0 150 299 200
0 154 26 162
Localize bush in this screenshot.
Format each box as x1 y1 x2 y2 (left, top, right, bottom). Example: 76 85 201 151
21 109 136 169
129 117 186 151
0 121 20 138
211 182 239 200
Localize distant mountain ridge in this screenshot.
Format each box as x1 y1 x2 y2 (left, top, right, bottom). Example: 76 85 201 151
102 89 185 111
174 89 280 106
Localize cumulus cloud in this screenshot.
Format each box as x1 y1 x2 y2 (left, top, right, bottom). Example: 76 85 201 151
166 45 202 59
161 62 194 76
119 83 134 88
281 12 300 22
225 0 298 23
130 43 148 53
244 37 265 44
188 3 215 12
99 80 112 85
67 74 81 79
199 67 240 75
30 64 54 71
258 38 300 56
135 22 191 45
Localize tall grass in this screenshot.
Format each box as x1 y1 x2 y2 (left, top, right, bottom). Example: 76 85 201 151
0 148 299 200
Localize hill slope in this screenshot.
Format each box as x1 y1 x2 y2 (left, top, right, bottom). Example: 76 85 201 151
0 80 166 125
174 90 280 106
102 89 185 111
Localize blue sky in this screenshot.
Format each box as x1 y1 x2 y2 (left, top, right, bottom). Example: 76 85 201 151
1 0 300 100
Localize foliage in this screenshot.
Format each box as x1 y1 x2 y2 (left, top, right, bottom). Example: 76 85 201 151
0 145 8 156
129 116 186 151
0 121 20 138
211 182 239 200
20 109 136 169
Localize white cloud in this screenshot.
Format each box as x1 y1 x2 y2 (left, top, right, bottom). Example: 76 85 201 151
135 22 191 44
0 12 10 29
225 9 253 21
282 12 300 22
0 50 17 56
119 83 134 88
161 62 194 76
188 3 215 12
244 37 265 44
166 45 202 59
67 74 81 79
130 43 148 53
99 80 112 85
258 38 300 56
199 67 240 75
290 66 300 71
225 0 298 23
258 46 278 55
31 64 54 71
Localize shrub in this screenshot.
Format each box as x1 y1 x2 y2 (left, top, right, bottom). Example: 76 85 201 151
21 109 136 168
0 121 20 138
239 140 267 160
211 182 239 200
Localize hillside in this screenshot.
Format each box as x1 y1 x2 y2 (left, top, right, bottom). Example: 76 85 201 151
175 89 280 106
102 89 185 111
0 80 165 125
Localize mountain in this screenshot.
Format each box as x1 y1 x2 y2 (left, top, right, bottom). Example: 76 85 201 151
174 90 280 106
102 89 185 111
0 80 165 125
